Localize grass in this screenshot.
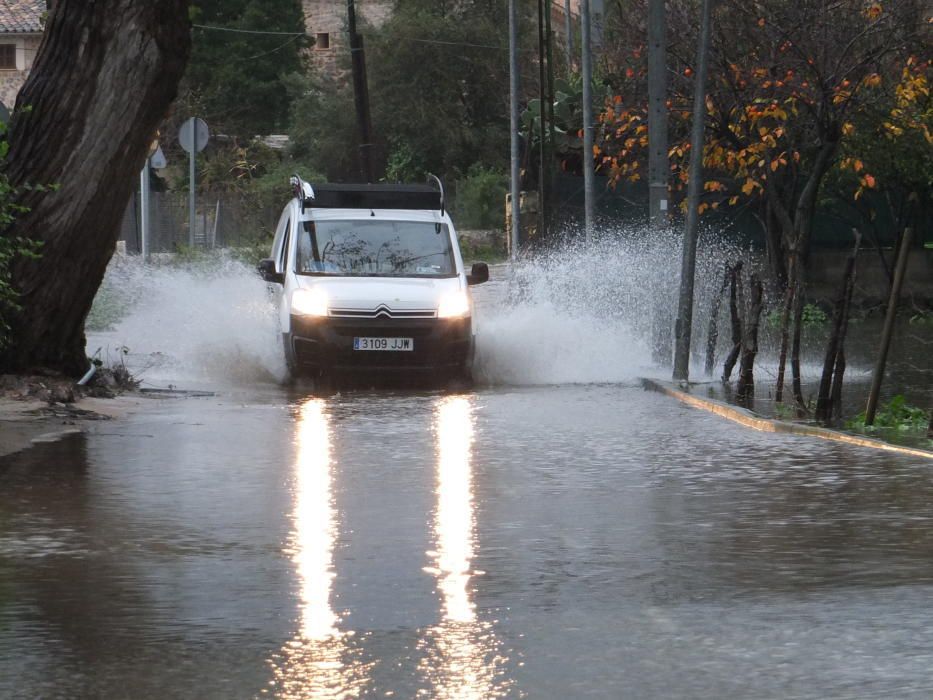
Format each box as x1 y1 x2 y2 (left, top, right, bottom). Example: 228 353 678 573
459 236 508 264
86 274 134 332
846 395 930 433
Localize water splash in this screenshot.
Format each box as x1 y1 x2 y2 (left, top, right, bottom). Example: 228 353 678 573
87 255 286 387
88 225 748 388
473 226 746 386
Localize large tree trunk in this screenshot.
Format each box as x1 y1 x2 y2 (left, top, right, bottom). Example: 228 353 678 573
0 0 190 376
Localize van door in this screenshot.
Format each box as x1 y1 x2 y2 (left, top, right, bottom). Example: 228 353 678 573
271 205 295 333
271 208 291 274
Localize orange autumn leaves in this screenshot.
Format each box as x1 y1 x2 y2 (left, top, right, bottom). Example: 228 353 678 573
596 51 928 213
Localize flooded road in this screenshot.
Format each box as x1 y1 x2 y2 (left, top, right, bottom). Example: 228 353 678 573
3 254 933 698
3 383 933 698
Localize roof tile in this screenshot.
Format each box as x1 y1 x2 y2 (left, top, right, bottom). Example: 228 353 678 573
0 1 45 34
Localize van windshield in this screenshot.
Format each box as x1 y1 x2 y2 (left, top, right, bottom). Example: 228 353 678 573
295 220 456 277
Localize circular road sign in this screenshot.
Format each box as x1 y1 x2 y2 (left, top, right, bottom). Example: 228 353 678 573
178 117 209 153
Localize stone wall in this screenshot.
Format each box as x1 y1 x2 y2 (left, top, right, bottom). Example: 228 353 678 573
0 34 41 112
302 0 393 78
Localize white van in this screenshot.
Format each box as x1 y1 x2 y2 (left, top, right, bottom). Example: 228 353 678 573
258 177 489 381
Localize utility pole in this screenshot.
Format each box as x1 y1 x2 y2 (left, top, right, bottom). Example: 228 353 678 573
347 0 375 182
648 0 671 365
564 0 574 66
672 0 712 382
580 0 595 241
537 0 551 240
139 158 150 260
545 0 557 230
647 0 668 229
188 126 197 247
509 0 521 259
591 0 604 48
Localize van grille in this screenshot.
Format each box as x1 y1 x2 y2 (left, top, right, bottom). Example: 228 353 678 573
329 305 436 320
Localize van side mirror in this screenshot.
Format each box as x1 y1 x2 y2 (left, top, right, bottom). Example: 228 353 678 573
467 262 489 286
258 258 284 284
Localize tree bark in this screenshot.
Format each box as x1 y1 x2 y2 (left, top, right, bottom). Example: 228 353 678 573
704 263 730 377
0 0 190 376
790 269 806 413
815 230 860 423
774 253 796 404
736 273 763 407
722 262 743 382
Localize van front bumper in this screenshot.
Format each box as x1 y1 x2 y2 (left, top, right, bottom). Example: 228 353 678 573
287 314 473 375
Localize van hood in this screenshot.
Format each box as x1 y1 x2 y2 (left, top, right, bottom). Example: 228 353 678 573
294 275 461 312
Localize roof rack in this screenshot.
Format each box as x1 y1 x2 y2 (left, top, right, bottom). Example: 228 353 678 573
290 174 315 213
298 182 444 212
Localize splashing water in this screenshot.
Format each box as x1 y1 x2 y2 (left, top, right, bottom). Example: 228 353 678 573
87 255 287 387
88 226 747 388
473 226 745 386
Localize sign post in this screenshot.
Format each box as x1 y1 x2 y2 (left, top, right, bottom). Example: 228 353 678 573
139 138 160 260
140 159 150 260
179 118 210 248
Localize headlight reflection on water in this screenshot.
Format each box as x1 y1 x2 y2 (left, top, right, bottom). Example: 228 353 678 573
417 396 512 700
265 398 370 699
266 396 511 699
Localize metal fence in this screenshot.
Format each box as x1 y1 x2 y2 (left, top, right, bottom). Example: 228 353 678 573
119 189 279 254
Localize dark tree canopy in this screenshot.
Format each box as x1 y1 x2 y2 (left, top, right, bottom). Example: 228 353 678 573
288 0 513 184
183 0 308 136
0 0 191 375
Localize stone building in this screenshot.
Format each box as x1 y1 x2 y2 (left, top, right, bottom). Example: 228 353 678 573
302 0 393 77
0 0 44 118
300 0 590 78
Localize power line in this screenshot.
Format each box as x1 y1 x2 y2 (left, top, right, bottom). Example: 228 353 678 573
409 37 506 50
192 23 306 36
192 22 514 52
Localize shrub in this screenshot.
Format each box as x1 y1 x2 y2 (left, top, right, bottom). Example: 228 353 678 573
0 130 41 349
454 165 508 230
846 395 930 433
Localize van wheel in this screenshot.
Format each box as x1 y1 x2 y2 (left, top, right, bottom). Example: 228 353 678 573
280 334 296 384
445 365 473 390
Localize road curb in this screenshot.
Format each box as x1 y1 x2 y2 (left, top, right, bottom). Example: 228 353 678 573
640 378 933 461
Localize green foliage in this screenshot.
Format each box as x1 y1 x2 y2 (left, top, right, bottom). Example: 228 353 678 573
453 165 508 230
182 0 308 136
847 395 930 433
285 73 360 182
458 236 507 264
766 303 828 329
0 130 41 350
195 138 323 243
909 310 933 326
0 235 40 349
521 76 601 162
801 303 829 327
385 141 426 183
364 0 511 181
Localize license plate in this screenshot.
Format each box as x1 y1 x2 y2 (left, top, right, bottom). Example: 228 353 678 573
353 337 414 351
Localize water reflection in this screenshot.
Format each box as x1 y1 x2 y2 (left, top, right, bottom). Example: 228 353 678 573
417 396 511 699
266 398 370 698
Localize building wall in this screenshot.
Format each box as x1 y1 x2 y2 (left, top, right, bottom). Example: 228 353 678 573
0 33 40 111
302 0 393 77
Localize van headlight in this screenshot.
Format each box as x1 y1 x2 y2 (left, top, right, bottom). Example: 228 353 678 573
292 288 329 317
437 290 471 319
